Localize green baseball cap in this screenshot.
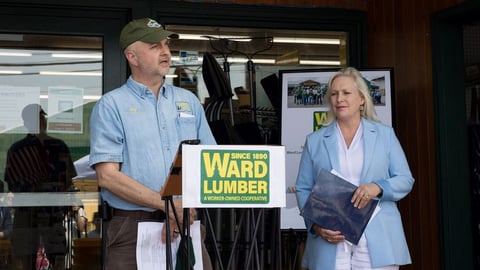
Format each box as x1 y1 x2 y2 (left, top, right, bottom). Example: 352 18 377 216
119 18 178 50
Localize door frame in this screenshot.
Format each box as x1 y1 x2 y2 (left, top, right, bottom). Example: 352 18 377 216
431 2 480 269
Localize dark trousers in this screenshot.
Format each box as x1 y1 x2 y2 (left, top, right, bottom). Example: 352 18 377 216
104 215 139 270
104 210 212 270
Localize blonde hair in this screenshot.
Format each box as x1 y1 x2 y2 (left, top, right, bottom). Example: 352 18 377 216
322 67 379 126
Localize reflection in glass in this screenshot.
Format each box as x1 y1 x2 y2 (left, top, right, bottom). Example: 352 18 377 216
5 102 76 268
0 34 102 269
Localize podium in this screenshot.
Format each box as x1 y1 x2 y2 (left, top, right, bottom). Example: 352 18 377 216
160 139 200 270
182 144 286 270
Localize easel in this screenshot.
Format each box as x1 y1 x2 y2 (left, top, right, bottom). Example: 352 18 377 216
160 140 200 270
200 207 281 270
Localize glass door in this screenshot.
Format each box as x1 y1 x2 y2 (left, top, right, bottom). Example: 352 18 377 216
0 33 102 270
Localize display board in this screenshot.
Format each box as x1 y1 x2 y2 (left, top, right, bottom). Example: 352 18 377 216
279 68 394 229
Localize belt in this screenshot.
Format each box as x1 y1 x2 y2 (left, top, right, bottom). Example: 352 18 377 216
111 208 166 221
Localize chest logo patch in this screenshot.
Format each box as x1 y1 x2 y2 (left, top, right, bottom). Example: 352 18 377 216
176 102 191 112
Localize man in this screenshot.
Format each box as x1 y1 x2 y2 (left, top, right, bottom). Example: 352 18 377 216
89 18 216 270
5 104 76 269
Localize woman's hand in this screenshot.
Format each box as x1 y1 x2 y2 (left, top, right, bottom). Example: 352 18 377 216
351 183 382 209
313 224 344 243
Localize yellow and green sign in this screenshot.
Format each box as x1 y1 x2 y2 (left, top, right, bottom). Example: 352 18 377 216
313 111 328 131
201 149 270 204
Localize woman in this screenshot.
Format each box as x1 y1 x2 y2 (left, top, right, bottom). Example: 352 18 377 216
295 67 414 270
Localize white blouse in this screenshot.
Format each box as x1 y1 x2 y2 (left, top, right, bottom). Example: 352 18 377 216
335 122 364 186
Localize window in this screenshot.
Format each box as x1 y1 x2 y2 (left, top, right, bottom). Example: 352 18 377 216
166 25 347 106
165 25 347 145
0 33 102 269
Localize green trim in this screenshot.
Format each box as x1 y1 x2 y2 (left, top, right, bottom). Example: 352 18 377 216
431 2 480 269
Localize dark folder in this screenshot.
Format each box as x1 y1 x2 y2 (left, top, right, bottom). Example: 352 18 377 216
300 169 379 245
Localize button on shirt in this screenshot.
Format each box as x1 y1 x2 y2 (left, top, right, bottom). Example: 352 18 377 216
89 77 216 211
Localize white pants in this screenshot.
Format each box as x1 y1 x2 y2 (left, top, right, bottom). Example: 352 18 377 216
334 234 399 270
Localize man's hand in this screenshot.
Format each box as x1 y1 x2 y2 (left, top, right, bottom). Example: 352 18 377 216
161 198 197 243
161 219 180 243
169 198 196 225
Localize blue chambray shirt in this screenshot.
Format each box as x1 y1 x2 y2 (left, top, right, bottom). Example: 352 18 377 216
89 77 216 211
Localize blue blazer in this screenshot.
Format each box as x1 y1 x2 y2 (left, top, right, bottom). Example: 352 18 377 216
295 118 414 269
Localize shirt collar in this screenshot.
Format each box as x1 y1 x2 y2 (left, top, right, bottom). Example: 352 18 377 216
126 76 168 98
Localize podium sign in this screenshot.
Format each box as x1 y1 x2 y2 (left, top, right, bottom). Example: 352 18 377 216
182 144 286 208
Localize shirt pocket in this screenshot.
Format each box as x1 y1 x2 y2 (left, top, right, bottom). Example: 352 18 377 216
177 116 197 140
